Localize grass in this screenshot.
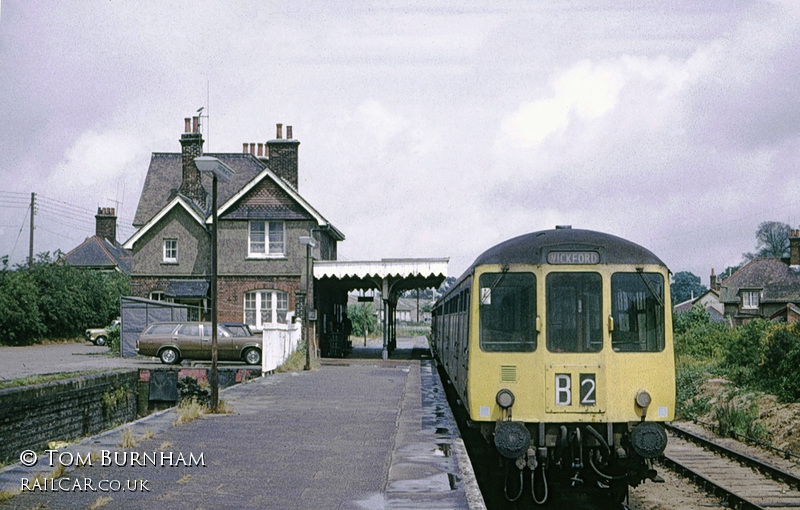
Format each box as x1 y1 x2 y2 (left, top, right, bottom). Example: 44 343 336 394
120 428 155 448
0 490 18 503
89 496 113 509
276 345 316 373
174 399 208 426
713 391 767 441
0 370 105 390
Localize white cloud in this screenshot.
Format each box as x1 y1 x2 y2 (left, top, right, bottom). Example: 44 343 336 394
47 130 142 190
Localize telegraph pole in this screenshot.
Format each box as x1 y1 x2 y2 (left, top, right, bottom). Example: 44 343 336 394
28 192 35 268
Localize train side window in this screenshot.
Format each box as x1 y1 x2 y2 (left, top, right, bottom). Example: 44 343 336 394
546 272 602 353
478 272 536 352
611 272 665 352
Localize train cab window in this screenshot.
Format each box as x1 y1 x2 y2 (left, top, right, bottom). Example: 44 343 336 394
546 272 602 353
611 272 665 352
478 272 536 352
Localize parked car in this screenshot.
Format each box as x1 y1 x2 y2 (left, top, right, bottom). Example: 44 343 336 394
85 319 120 346
136 321 262 365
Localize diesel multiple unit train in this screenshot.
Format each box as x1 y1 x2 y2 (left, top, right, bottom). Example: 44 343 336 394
431 227 675 504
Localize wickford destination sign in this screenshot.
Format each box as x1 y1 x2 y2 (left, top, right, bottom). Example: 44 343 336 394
547 251 600 265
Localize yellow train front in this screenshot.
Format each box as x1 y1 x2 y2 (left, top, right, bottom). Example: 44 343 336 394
431 227 675 504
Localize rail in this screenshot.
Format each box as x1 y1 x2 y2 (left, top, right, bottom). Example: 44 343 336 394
688 417 800 462
663 423 800 510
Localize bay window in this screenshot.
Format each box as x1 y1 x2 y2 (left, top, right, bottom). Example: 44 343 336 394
244 290 289 329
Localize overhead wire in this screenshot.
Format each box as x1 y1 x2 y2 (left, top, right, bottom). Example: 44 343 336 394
9 202 31 261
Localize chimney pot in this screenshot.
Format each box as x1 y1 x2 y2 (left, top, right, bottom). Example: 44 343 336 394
179 118 207 205
243 143 248 154
287 126 293 139
184 118 191 133
250 143 256 155
258 143 264 156
95 206 118 245
192 116 199 133
276 123 283 139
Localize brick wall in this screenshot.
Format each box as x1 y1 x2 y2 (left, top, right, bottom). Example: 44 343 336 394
0 370 139 463
217 275 303 323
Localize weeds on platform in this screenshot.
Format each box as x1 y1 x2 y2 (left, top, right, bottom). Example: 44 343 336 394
0 490 18 503
89 496 113 509
120 428 155 448
276 344 312 372
174 399 207 426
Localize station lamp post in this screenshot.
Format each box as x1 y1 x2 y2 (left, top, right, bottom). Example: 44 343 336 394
193 156 234 412
299 235 316 371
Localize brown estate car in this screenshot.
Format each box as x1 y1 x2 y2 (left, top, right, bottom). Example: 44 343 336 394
137 322 262 365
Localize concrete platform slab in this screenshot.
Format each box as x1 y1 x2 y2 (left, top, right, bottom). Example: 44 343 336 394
0 359 485 510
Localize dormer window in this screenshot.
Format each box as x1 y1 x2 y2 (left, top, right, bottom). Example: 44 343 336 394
248 221 285 258
742 290 760 310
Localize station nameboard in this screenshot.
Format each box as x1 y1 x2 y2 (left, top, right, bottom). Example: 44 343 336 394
547 251 600 265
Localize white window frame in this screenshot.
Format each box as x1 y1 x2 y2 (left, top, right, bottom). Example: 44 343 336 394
248 221 285 258
742 290 760 310
163 239 178 263
244 290 289 329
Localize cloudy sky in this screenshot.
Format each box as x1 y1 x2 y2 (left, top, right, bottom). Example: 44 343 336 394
1 1 799 283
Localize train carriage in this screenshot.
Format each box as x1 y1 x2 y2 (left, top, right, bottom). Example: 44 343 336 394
431 226 675 504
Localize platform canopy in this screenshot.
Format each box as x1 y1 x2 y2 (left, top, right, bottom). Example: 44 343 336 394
314 258 448 359
314 258 448 294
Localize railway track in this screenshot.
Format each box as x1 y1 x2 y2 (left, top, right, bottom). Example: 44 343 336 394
662 422 800 509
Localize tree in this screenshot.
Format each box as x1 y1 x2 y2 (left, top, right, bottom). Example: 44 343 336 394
671 271 706 305
743 221 791 260
347 303 378 340
0 252 130 345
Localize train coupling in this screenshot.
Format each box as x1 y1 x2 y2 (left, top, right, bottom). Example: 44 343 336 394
526 448 538 470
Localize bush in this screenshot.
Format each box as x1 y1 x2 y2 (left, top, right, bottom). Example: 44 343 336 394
347 303 378 337
107 323 121 355
0 252 129 345
723 319 772 386
673 304 732 360
763 323 800 401
713 396 766 441
675 356 715 419
177 377 209 406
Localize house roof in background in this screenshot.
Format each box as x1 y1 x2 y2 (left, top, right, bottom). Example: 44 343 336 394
123 195 206 250
131 151 344 241
719 258 800 304
61 236 131 273
133 153 267 227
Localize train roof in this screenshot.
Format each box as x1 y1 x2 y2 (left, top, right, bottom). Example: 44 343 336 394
469 227 666 270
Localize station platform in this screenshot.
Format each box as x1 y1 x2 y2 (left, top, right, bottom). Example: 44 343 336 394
0 342 485 509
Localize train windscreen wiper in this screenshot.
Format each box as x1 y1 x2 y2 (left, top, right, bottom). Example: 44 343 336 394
636 268 664 308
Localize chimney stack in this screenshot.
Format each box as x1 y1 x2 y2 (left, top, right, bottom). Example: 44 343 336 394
710 268 717 291
790 229 800 267
95 207 118 246
267 123 300 189
179 116 207 205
